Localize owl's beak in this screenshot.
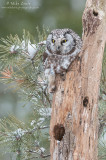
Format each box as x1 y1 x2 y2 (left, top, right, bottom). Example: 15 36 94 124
56 46 61 54
57 46 61 51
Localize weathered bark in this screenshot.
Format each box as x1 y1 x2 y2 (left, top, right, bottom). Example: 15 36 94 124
50 0 106 160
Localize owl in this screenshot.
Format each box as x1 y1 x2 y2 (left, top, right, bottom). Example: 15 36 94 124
43 28 82 93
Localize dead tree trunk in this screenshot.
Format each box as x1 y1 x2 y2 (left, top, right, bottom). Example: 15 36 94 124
50 0 106 160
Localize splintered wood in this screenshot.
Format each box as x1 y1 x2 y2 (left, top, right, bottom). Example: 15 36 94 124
50 1 106 160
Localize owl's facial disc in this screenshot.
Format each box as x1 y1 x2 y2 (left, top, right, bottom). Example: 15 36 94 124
46 33 75 55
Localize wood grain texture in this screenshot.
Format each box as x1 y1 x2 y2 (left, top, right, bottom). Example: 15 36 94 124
50 1 106 160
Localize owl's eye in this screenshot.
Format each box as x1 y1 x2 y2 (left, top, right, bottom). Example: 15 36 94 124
52 39 55 43
61 39 67 44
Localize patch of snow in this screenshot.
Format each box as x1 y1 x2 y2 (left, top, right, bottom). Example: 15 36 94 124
21 40 38 59
28 43 38 59
40 147 45 153
39 108 52 117
37 118 45 126
38 40 46 45
10 45 20 53
37 147 45 154
11 128 27 139
31 120 36 126
35 140 40 146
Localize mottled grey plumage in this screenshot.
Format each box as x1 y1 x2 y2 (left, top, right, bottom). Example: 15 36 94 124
43 28 82 93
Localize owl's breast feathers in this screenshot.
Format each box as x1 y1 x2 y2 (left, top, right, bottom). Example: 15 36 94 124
43 52 76 73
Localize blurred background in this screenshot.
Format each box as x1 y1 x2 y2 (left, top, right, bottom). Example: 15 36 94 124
0 0 106 160
0 0 86 124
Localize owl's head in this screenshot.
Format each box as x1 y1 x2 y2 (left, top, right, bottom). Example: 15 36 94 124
46 29 77 55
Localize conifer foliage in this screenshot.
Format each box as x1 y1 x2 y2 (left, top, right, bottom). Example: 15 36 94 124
0 28 51 160
0 28 105 160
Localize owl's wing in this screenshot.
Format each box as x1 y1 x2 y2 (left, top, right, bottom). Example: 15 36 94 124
43 52 48 62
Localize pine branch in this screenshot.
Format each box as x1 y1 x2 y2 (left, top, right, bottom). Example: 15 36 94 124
0 29 51 108
0 114 50 159
0 28 105 159
0 28 51 159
